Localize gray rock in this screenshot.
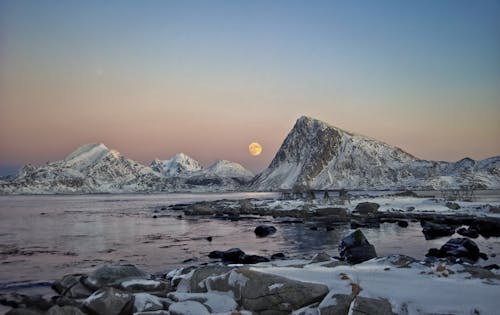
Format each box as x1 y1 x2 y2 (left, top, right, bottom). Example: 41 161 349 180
66 282 94 299
83 287 134 315
52 274 84 295
350 297 394 315
445 202 460 210
169 300 209 315
119 279 171 295
318 293 353 315
339 230 377 264
5 309 45 315
311 252 332 263
167 292 237 313
354 202 379 214
46 305 86 315
133 293 164 313
177 265 233 293
84 264 149 290
205 268 329 313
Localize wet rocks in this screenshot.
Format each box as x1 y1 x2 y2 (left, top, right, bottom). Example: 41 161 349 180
82 287 134 315
254 225 277 237
354 202 380 214
350 296 394 315
339 230 377 264
208 248 269 264
472 220 500 238
204 268 329 313
84 264 150 290
456 227 479 238
425 238 485 263
421 221 456 240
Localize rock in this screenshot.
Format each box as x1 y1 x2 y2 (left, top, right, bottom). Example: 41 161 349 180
339 230 377 264
82 287 134 315
426 238 483 263
177 265 233 293
239 199 254 212
311 252 332 263
84 264 149 290
397 220 408 228
484 264 500 270
350 296 394 315
5 309 45 315
0 293 52 311
270 253 286 260
318 293 353 315
167 292 237 313
489 205 500 213
238 254 270 264
394 190 418 197
456 227 479 238
52 274 85 295
315 207 348 217
169 300 210 315
254 225 277 237
421 221 456 240
350 220 368 229
205 268 329 313
445 202 460 210
383 255 417 268
208 248 244 262
133 293 164 313
354 202 380 214
119 279 170 294
46 305 86 315
472 220 500 238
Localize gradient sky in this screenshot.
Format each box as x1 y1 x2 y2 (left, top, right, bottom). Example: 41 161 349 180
1 0 499 175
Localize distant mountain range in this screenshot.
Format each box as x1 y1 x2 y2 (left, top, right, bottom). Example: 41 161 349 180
0 143 253 194
1 116 499 194
252 116 500 190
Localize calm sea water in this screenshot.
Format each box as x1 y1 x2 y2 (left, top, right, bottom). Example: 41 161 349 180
1 192 499 293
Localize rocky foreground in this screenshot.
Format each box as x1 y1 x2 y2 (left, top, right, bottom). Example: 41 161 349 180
2 230 499 315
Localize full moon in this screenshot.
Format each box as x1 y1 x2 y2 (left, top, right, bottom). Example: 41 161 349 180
248 142 262 156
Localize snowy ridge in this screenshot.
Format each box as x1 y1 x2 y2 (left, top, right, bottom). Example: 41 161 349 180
0 144 255 194
253 116 500 190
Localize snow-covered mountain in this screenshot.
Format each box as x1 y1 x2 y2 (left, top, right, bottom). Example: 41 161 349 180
150 153 203 177
0 144 255 194
252 116 500 190
0 143 162 194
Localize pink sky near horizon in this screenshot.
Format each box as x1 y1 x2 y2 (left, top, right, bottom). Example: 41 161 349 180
1 1 499 174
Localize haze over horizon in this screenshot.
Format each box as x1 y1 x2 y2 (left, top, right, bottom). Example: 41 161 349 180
1 0 499 175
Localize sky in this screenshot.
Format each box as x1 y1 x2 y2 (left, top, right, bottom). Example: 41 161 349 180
1 0 499 175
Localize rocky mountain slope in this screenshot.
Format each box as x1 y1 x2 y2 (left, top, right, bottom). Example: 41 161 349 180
252 116 500 190
0 144 254 194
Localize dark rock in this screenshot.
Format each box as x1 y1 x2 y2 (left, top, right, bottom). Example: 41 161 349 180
484 264 500 270
339 230 377 264
351 296 394 315
270 253 286 260
472 220 500 238
208 248 244 263
47 305 86 315
84 264 149 290
394 190 418 197
445 202 460 210
0 293 52 311
160 206 167 211
421 221 456 240
205 236 212 242
309 226 318 231
82 287 134 315
354 202 380 214
426 238 483 262
456 227 479 238
350 221 368 229
254 225 277 237
238 254 270 264
397 220 409 228
318 293 353 315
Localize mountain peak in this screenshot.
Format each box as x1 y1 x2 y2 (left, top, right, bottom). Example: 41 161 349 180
159 152 203 177
206 160 254 179
63 143 114 170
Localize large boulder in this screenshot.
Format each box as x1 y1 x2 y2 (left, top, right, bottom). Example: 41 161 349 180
167 292 237 313
176 266 234 293
339 230 377 264
318 293 353 315
46 305 86 315
456 227 479 239
208 248 245 262
84 264 149 290
254 225 277 237
132 293 164 313
472 220 500 238
354 202 380 214
350 296 394 315
119 279 170 295
169 300 209 315
82 287 134 315
205 268 329 314
421 221 456 240
426 238 484 263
